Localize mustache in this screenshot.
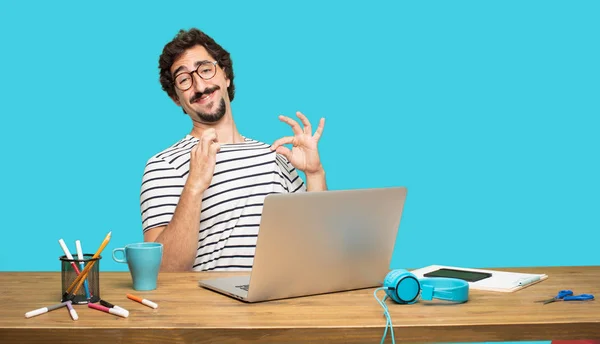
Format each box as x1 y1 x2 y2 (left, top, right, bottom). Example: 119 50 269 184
190 86 220 103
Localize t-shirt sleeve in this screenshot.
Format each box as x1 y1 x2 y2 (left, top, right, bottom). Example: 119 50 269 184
276 154 307 193
140 157 185 234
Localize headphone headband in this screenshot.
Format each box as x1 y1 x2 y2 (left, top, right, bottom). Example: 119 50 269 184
419 277 469 303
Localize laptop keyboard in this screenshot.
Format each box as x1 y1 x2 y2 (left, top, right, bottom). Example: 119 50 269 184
235 284 249 291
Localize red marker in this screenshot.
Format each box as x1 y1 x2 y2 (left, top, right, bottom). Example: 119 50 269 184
58 239 81 274
88 303 128 318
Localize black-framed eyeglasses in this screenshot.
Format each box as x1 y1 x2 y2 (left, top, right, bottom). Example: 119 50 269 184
173 60 218 91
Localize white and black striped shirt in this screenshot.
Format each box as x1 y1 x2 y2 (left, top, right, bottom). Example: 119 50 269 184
140 135 306 271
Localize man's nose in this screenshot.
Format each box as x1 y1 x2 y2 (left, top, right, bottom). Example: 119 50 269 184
191 72 210 93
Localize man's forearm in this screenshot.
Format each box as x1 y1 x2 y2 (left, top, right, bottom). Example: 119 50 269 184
154 184 204 272
305 167 327 192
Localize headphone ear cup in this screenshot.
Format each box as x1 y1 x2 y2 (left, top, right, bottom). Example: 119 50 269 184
383 269 421 304
383 270 404 302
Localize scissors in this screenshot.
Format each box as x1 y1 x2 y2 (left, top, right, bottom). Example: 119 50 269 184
536 290 595 304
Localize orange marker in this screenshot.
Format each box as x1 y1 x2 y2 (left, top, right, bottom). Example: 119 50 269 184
127 294 158 309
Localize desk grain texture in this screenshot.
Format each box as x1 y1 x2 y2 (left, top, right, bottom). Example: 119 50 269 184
1 266 599 343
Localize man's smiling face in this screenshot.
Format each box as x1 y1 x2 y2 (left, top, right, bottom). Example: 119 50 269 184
170 45 231 123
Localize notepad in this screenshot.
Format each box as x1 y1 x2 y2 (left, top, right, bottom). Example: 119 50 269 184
410 265 548 292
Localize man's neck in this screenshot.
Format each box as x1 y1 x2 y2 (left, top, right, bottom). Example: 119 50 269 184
189 113 244 144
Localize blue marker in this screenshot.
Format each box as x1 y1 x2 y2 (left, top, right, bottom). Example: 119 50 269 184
75 240 92 300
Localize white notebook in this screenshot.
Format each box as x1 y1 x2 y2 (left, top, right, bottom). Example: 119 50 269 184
410 265 548 292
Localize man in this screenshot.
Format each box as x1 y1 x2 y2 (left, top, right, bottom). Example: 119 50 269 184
140 28 327 272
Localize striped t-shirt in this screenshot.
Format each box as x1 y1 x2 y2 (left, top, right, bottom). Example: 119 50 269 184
140 134 306 271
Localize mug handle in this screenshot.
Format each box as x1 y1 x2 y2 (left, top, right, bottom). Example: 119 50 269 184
112 248 127 263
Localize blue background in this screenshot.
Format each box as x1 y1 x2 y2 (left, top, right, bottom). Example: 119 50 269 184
1 1 598 342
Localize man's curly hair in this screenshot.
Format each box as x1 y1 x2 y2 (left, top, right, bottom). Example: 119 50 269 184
159 28 235 101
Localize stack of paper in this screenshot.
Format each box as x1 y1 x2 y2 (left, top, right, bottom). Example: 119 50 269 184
410 265 548 292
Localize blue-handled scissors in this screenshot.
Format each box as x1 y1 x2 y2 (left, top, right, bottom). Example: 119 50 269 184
536 290 595 304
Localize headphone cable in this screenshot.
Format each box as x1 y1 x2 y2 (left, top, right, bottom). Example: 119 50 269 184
374 287 396 344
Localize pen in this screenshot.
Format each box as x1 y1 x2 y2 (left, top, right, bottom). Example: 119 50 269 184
127 294 158 309
88 303 129 318
58 239 81 275
25 302 68 318
65 301 78 321
518 276 541 286
75 240 92 299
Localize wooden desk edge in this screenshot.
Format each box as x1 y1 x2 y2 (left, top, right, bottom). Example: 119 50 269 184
2 322 600 343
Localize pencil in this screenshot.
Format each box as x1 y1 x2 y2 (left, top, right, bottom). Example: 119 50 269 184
63 231 111 299
70 231 111 290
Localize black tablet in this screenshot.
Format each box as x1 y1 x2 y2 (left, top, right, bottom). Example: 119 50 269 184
423 268 492 282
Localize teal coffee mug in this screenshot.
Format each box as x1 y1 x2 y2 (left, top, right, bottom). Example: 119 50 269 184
112 242 163 291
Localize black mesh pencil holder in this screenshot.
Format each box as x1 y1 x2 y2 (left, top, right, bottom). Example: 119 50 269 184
60 254 101 304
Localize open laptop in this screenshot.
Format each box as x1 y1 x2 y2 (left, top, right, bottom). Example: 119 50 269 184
198 186 408 302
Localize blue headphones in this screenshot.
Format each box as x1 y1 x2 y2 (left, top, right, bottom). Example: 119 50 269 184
375 269 469 344
383 269 469 304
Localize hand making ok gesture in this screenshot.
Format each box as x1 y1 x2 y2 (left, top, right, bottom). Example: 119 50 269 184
270 111 325 175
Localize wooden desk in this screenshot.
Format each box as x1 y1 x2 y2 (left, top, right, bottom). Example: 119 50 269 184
1 266 598 343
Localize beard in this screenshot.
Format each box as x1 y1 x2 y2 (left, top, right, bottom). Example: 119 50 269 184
193 97 226 123
187 86 227 123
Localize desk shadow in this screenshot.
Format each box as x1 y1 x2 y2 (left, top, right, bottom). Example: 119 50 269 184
420 302 465 306
110 281 134 289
